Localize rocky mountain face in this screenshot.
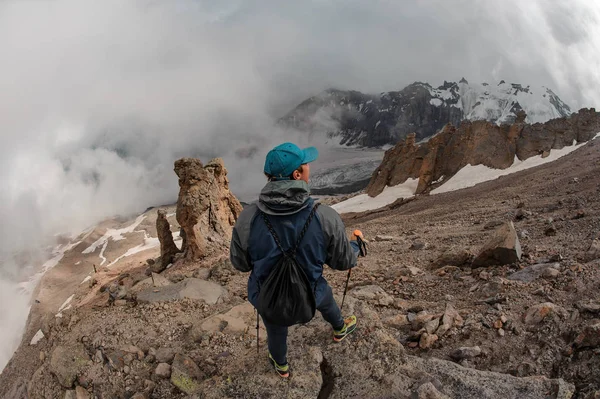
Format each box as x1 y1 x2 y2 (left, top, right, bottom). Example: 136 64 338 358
367 108 600 197
280 79 572 147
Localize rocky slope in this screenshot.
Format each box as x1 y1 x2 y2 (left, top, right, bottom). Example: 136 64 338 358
280 79 572 147
367 108 600 197
3 146 600 397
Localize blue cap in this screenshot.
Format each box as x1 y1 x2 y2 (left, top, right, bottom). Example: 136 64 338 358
264 142 319 179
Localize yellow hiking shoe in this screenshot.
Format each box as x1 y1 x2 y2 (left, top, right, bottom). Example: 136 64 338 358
333 315 357 342
268 352 290 378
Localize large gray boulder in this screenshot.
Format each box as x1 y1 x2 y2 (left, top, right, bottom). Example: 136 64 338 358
508 263 560 282
136 278 227 304
49 344 90 388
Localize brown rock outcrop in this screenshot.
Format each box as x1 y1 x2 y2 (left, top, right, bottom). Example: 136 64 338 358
516 108 600 160
369 133 424 197
155 209 181 272
175 158 242 262
367 108 600 197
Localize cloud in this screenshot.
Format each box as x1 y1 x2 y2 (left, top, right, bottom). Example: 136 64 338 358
0 0 599 260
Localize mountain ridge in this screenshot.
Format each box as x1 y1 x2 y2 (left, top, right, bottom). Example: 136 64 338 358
280 79 572 147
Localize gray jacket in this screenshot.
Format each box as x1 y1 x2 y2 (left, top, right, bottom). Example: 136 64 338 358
229 180 358 305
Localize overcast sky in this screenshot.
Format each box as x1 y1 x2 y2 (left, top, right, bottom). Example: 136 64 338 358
0 0 599 261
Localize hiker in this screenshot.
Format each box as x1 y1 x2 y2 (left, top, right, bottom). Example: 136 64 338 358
230 142 363 378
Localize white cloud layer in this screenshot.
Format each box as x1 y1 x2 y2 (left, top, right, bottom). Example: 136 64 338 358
0 0 599 267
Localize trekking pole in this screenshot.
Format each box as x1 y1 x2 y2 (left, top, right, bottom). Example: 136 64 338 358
341 233 367 313
256 311 260 356
340 269 352 313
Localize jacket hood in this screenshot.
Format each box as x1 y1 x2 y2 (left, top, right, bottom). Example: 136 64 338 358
257 180 312 215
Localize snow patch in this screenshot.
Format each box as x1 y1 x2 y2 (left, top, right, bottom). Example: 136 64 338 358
432 175 445 184
98 240 108 265
82 215 146 254
332 179 419 213
58 294 74 313
30 330 44 345
107 237 159 267
106 231 181 267
430 98 443 106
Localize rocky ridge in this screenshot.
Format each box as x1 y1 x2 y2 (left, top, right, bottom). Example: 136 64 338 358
280 79 572 147
367 108 600 197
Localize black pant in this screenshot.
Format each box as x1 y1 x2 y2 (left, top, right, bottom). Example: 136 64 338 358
262 284 344 365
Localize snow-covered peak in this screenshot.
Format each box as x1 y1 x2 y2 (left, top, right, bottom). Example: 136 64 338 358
419 80 572 125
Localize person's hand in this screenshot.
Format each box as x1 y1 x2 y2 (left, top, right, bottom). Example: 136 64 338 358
351 229 368 257
350 229 365 241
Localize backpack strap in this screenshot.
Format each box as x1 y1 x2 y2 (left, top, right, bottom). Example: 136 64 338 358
291 203 320 255
261 212 286 254
261 203 320 257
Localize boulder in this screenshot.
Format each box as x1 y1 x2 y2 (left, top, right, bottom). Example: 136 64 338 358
191 303 257 339
175 158 242 261
574 320 600 348
507 263 560 282
424 318 441 334
136 278 227 304
410 240 427 250
155 348 176 363
384 314 410 329
170 354 205 395
105 350 126 370
349 285 394 306
50 344 90 388
419 333 438 349
154 363 171 379
472 222 521 267
523 303 567 325
583 238 600 262
75 386 90 399
450 346 482 361
576 301 600 314
131 273 172 293
436 303 464 337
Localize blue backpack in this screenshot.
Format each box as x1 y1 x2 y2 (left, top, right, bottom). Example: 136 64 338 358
256 204 320 326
